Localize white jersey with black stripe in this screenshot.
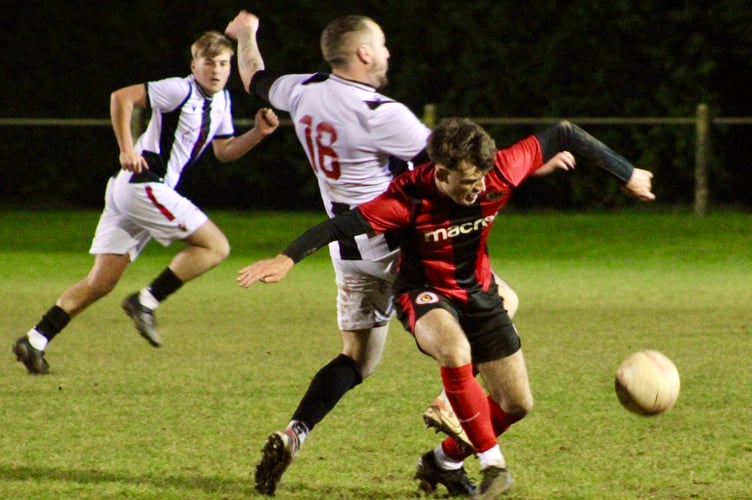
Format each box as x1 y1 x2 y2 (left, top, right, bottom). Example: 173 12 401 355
136 75 235 189
268 73 431 261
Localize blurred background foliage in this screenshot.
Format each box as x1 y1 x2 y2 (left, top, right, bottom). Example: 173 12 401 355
1 0 751 210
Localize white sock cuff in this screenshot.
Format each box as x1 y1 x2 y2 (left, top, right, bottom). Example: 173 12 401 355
288 420 309 446
28 328 48 351
139 288 160 310
478 444 506 469
434 444 463 470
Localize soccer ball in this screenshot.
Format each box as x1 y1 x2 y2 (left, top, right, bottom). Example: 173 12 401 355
614 350 680 416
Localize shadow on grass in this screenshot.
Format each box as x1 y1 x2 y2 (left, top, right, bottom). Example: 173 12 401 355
268 481 421 499
0 464 250 496
0 465 418 498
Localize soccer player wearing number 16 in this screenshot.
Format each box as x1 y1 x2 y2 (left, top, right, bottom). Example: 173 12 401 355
238 117 655 498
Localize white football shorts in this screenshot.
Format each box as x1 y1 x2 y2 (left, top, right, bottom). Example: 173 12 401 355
332 251 399 331
89 172 208 261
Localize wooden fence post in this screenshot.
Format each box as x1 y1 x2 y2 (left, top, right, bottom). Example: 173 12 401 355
423 103 436 128
694 103 710 216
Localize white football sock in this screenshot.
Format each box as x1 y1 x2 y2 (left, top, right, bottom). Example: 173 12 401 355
139 288 160 310
288 420 308 446
434 444 463 470
478 444 506 470
27 328 48 351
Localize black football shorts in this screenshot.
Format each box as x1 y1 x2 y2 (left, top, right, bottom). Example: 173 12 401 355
395 288 521 363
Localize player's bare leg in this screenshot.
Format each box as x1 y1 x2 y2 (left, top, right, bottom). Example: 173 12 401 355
169 219 231 281
413 308 488 497
476 350 534 423
60 253 132 315
494 275 519 319
123 219 230 347
421 328 530 497
422 275 518 449
341 324 388 378
469 351 533 497
255 324 388 495
14 253 131 374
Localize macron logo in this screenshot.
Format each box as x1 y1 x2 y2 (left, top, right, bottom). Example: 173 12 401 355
423 214 496 242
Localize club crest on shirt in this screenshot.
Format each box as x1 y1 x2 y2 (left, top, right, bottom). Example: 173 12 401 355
416 291 439 304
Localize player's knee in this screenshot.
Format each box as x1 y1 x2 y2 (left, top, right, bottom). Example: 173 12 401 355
503 288 519 319
342 324 388 379
343 343 383 379
356 356 381 379
216 240 231 261
498 283 519 319
208 237 231 265
520 394 534 415
190 222 231 265
491 386 534 418
507 392 534 417
438 345 473 367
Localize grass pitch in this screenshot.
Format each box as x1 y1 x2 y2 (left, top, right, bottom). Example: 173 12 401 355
1 209 751 499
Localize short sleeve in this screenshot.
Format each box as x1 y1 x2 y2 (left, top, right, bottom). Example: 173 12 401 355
268 73 315 112
494 135 544 187
369 102 431 162
357 182 413 233
146 76 191 112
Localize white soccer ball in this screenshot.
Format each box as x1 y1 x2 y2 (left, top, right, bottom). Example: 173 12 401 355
614 349 680 416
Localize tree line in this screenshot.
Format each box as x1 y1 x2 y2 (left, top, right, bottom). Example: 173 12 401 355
1 0 750 210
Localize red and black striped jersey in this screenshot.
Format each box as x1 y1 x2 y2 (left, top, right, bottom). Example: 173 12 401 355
357 135 543 307
282 122 636 304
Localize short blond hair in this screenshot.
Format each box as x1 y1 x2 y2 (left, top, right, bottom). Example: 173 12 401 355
191 31 234 60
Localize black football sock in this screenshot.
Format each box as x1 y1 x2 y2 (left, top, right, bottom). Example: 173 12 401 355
147 267 183 302
291 354 363 432
34 305 71 341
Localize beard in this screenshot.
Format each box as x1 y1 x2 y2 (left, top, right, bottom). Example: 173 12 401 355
373 63 389 89
375 73 389 89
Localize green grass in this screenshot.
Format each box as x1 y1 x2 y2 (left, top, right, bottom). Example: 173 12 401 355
1 209 751 499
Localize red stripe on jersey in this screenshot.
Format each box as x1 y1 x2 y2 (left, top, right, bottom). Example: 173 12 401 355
395 293 417 333
145 185 176 221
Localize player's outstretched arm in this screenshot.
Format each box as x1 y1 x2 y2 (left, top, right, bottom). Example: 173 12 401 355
237 255 295 287
224 10 264 94
213 108 279 162
536 121 656 202
237 210 374 288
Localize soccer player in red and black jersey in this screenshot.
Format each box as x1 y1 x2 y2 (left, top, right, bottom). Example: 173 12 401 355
238 117 654 498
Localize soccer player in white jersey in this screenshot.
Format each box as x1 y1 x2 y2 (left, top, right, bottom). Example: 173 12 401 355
12 31 279 374
225 11 517 496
